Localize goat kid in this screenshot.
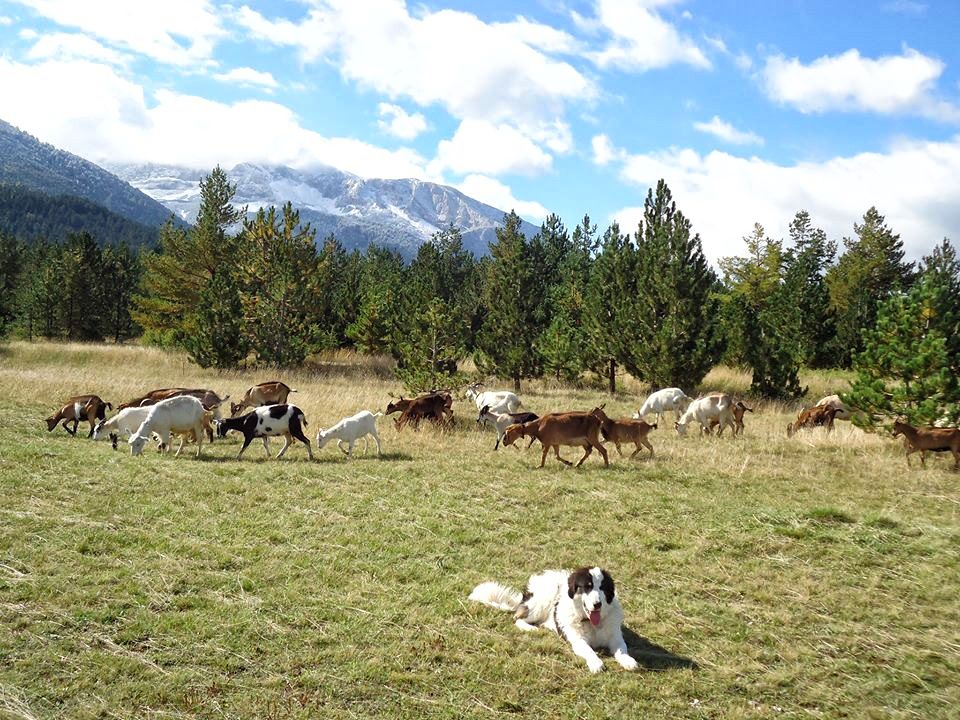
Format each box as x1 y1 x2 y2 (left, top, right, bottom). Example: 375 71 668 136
316 411 383 456
215 404 313 460
591 406 656 459
676 393 736 436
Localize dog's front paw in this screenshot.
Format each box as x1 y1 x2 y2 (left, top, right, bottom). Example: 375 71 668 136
587 656 605 673
617 654 639 671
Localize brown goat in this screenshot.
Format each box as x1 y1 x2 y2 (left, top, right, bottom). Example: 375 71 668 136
708 400 753 436
230 381 295 416
393 392 453 431
786 405 841 437
892 420 960 469
46 395 112 438
502 411 608 468
591 406 656 459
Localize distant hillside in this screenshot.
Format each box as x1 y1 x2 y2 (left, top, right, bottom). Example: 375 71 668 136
0 184 159 248
0 118 177 228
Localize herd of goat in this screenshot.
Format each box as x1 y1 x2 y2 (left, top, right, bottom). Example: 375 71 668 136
42 381 960 469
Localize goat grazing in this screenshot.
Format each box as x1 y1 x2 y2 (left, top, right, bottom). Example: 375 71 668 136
393 392 453 431
46 395 112 438
815 394 851 421
502 411 608 468
230 381 296 417
707 399 753 436
476 404 539 450
786 405 842 437
891 420 960 469
215 404 313 460
316 411 383 456
128 395 207 458
633 388 691 425
465 382 522 414
591 406 656 459
676 393 736 436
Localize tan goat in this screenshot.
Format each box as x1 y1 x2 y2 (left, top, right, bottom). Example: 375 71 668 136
230 381 296 416
502 411 608 468
786 405 841 437
590 406 656 459
891 420 960 469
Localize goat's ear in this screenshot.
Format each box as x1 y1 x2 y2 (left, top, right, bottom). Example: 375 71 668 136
598 402 606 411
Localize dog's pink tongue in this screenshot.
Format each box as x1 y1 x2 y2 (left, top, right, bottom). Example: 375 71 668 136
589 609 601 626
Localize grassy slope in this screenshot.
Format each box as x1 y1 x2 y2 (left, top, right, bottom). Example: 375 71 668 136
0 342 957 720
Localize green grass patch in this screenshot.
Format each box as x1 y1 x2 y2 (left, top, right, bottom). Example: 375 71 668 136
1 342 959 718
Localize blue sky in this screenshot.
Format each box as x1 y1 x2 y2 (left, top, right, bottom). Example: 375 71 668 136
1 0 958 261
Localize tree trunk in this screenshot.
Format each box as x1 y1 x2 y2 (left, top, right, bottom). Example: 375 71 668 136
513 375 521 393
608 358 616 395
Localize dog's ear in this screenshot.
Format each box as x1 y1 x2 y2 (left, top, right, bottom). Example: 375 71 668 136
599 570 615 604
567 573 578 599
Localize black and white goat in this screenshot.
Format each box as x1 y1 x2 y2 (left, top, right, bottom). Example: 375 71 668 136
214 404 314 460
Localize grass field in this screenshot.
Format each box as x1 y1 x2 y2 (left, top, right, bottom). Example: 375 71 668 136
1 341 958 719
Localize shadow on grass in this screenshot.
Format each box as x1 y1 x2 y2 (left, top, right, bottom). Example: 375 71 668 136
622 626 698 671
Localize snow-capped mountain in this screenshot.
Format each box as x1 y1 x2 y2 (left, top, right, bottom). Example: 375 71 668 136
109 162 542 257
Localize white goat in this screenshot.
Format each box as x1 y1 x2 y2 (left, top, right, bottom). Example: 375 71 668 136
465 382 522 414
316 411 383 456
476 405 540 450
815 394 851 421
128 395 206 458
675 393 736 436
94 406 152 448
633 387 692 425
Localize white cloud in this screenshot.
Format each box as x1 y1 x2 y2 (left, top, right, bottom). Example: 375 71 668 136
734 52 752 71
0 57 431 180
761 47 959 121
233 1 594 128
0 16 13 25
10 0 226 66
213 67 278 90
456 174 550 224
18 28 37 40
583 0 711 72
882 1 927 15
603 136 960 263
693 116 763 145
591 133 622 165
430 119 553 177
377 103 427 140
492 15 581 54
26 32 132 67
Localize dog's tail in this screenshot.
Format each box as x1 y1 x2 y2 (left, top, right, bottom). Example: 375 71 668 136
469 581 523 612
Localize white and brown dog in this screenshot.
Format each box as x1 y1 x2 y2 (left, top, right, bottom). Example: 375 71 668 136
469 566 638 673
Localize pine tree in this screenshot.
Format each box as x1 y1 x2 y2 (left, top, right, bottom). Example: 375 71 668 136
100 243 142 343
475 211 541 392
0 232 24 336
846 269 960 428
59 232 105 341
619 180 721 390
347 246 406 355
720 224 805 398
782 211 837 368
540 215 596 384
238 203 321 367
394 298 468 393
183 269 249 369
583 220 632 393
827 207 915 366
134 166 244 345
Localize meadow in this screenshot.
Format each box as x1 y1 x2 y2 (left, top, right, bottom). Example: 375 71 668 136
1 341 958 720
